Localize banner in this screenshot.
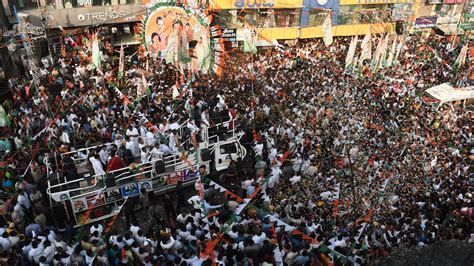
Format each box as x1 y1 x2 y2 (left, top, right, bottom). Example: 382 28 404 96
322 13 333 47
345 35 358 69
414 16 438 28
144 5 211 73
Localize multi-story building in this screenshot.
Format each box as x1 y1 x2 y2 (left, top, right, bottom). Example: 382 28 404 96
210 0 413 45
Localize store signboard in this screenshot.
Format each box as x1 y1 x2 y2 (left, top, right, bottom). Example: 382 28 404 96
222 29 237 39
340 0 410 4
443 0 466 3
460 22 474 31
465 5 474 18
24 5 145 28
209 0 304 9
414 16 438 28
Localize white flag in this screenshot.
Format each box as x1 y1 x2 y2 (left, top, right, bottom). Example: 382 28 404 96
394 34 406 65
386 34 398 67
322 13 333 47
359 28 372 66
345 35 358 69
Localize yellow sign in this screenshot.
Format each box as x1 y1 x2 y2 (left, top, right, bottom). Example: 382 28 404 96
209 0 303 9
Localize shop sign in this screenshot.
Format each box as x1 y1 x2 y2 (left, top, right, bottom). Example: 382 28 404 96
414 16 438 28
222 29 237 41
460 22 474 31
443 0 466 3
210 0 303 9
77 10 127 22
235 0 276 8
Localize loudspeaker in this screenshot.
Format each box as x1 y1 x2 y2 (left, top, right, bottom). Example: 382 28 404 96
201 148 211 162
396 20 404 35
154 160 165 174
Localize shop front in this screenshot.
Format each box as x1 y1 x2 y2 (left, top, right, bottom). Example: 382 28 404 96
20 4 145 28
209 0 304 42
300 0 411 38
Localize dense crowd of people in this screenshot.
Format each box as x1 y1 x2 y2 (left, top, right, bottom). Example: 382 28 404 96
0 26 472 266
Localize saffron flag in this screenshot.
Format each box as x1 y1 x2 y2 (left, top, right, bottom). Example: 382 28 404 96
322 13 333 47
345 35 358 69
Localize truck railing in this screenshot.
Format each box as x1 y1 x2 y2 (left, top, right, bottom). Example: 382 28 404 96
61 119 191 164
46 150 200 202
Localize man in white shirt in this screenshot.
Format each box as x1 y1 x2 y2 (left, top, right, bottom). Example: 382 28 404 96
146 128 156 147
99 146 109 166
90 154 105 176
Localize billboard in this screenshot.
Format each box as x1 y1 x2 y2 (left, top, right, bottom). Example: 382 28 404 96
145 6 210 73
301 0 340 26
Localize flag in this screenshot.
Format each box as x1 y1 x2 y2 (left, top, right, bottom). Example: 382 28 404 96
322 13 333 47
371 35 384 70
454 45 468 70
378 34 390 69
58 25 76 46
345 35 358 69
359 27 372 66
91 33 101 70
243 24 258 54
137 73 147 98
117 43 124 80
0 105 7 127
394 34 406 65
386 34 398 67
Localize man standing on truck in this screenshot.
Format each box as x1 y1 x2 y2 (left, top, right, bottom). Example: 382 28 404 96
106 147 126 172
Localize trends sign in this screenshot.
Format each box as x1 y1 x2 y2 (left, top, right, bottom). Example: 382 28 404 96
77 10 127 22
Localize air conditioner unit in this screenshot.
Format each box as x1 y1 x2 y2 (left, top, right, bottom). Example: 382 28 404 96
427 0 442 4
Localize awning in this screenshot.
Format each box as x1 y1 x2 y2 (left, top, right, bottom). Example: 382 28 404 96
113 34 141 47
425 83 474 103
435 24 463 36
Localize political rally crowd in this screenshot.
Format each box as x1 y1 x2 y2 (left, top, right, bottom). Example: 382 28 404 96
0 29 472 266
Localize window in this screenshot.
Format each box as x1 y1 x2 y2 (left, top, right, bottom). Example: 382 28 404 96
308 9 330 27
215 8 300 29
220 144 237 154
337 5 392 25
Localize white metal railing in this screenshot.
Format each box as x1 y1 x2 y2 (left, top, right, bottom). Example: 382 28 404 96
46 150 201 201
46 118 244 201
60 119 191 163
